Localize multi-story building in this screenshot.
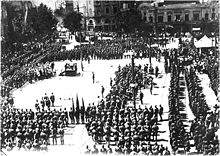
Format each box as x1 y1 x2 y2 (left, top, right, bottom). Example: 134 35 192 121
69 0 95 33
138 0 219 33
94 1 139 32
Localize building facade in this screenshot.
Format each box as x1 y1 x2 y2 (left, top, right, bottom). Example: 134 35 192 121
93 1 139 32
138 0 219 33
70 0 95 33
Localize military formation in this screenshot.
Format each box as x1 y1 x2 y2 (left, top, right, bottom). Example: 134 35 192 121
1 31 219 155
84 64 168 155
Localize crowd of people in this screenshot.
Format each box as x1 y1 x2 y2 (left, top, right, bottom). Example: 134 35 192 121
83 64 169 155
1 93 68 151
1 28 219 155
185 66 219 155
168 63 190 154
42 38 153 64
1 34 61 98
164 37 219 155
192 53 219 96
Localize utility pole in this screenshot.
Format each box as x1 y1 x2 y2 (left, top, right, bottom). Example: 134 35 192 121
131 53 136 109
149 36 152 65
153 2 159 61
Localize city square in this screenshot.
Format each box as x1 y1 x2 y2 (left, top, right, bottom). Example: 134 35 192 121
1 0 219 155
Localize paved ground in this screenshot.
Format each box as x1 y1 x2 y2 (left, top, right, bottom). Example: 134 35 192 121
7 38 216 155
9 57 173 155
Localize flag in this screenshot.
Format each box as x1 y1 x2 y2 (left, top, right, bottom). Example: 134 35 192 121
82 97 85 112
76 94 80 112
71 98 75 115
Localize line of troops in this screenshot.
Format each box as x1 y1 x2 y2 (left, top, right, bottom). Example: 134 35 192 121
167 45 219 155
1 39 61 99
168 64 191 154
82 64 170 155
1 106 67 151
185 66 219 155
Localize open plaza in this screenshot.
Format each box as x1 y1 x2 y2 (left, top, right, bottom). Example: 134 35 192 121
1 0 219 156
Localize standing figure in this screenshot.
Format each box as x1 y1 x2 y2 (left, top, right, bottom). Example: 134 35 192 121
155 66 159 78
101 86 105 98
150 80 153 95
69 108 75 124
92 72 95 84
50 93 55 107
140 91 144 104
159 105 164 121
110 78 113 87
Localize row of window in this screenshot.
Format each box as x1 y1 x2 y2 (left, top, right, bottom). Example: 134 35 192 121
96 19 116 24
145 12 216 23
96 6 118 16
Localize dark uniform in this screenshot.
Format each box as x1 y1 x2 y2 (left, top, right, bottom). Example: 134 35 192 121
50 93 55 107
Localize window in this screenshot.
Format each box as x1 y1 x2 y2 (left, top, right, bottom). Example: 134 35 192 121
168 15 171 22
113 7 117 14
205 13 209 20
193 13 199 21
106 7 109 14
175 15 180 21
158 16 163 23
212 13 215 19
185 14 189 21
149 16 153 23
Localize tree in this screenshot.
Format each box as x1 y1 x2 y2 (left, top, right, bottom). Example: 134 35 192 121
63 11 82 33
36 4 57 35
54 7 66 18
116 8 143 33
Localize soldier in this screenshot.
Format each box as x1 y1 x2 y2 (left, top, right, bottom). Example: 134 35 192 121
101 86 105 98
52 128 57 145
154 105 159 119
50 93 55 107
155 66 159 78
69 107 75 124
35 100 40 111
59 125 64 145
150 80 153 95
140 91 144 104
159 105 164 121
110 77 113 87
40 97 45 110
92 72 95 84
